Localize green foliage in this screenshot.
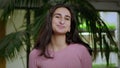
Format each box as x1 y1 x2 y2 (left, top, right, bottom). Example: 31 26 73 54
0 31 25 60
93 63 116 68
0 0 118 67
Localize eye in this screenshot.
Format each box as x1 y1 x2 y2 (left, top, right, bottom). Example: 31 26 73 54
54 15 60 18
65 17 70 21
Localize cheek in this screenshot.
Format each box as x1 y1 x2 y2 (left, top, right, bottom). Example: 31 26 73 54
52 18 57 25
66 22 71 30
51 19 57 30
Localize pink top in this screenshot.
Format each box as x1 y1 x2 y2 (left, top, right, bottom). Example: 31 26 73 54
29 44 92 68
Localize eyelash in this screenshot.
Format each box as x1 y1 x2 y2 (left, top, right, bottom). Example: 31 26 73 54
54 15 70 21
65 18 70 20
55 15 60 18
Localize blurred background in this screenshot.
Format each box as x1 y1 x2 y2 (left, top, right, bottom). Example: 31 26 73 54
0 0 120 68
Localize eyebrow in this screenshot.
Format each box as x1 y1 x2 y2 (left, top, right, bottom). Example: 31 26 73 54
53 13 71 18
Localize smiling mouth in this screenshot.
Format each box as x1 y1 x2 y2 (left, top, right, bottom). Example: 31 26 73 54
57 25 65 29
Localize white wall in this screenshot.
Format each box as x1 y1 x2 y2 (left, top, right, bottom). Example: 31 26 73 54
93 52 118 66
6 10 26 68
6 50 26 68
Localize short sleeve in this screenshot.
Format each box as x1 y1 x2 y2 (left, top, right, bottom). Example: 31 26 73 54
80 45 92 68
29 49 39 68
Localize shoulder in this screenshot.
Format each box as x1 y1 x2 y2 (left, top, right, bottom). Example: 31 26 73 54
70 43 87 50
70 44 92 68
29 49 41 68
29 49 41 58
70 43 89 54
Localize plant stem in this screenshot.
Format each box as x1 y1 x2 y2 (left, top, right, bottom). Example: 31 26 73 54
26 9 31 68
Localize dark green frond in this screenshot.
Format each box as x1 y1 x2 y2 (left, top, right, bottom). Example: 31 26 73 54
0 0 15 22
0 31 25 60
103 35 110 66
0 0 118 67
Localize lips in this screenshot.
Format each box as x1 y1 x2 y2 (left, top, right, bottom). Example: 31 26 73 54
57 25 65 29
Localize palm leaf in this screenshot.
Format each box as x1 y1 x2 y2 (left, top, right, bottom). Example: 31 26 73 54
103 35 110 66
31 3 52 39
0 0 118 67
0 31 25 60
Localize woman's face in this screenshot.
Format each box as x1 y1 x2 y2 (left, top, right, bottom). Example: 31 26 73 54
52 7 71 35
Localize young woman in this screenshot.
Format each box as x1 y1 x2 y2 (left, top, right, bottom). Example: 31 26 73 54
29 4 92 68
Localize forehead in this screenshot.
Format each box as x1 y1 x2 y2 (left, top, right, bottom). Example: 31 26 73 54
53 7 71 16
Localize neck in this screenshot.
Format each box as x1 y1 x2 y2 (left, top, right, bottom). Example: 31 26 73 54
49 34 68 51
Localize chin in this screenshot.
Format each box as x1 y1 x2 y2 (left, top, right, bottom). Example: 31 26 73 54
54 31 67 35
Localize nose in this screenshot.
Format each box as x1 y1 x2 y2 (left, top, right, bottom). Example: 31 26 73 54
60 19 65 24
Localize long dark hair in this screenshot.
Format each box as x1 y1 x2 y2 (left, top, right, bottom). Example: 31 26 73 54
34 4 92 58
